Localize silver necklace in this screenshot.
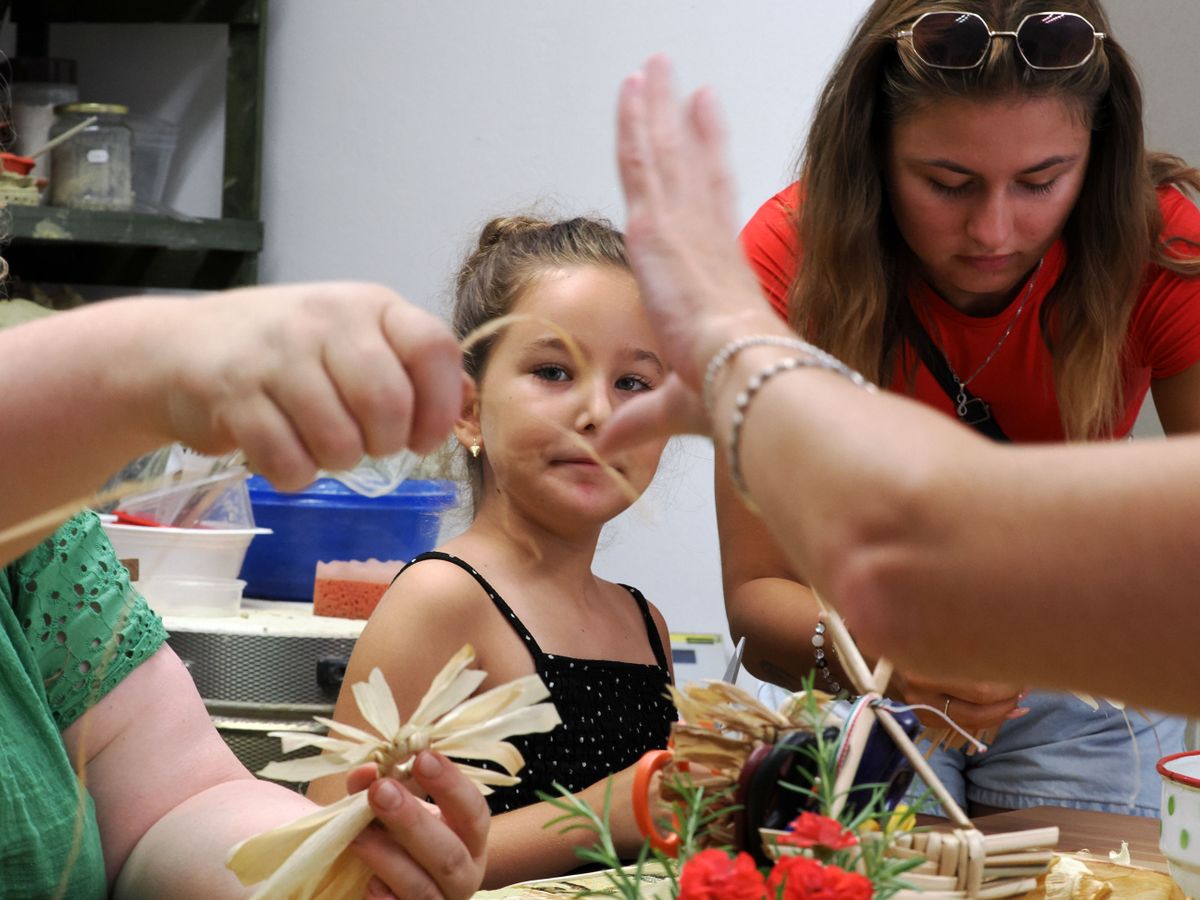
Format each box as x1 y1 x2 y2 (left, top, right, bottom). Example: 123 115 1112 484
923 258 1044 421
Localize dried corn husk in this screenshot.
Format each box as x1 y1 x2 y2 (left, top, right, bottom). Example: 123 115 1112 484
1044 856 1113 900
665 680 833 776
226 644 561 899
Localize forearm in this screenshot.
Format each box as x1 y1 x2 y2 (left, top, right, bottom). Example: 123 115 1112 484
728 577 858 694
715 344 1200 712
114 779 315 899
0 299 183 556
716 455 858 695
482 775 645 889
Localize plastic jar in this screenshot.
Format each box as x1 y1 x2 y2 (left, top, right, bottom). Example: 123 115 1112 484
9 58 79 181
49 102 134 211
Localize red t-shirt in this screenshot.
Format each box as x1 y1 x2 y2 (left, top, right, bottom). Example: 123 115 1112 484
739 183 1200 440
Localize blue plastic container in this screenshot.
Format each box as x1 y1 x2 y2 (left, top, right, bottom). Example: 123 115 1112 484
239 476 457 601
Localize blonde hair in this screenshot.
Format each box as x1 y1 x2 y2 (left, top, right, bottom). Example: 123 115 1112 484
450 214 629 506
791 0 1200 439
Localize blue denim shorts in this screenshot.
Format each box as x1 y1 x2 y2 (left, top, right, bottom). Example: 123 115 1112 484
907 690 1184 818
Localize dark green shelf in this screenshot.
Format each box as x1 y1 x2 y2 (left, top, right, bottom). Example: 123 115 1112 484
5 207 263 290
7 0 261 26
0 0 268 291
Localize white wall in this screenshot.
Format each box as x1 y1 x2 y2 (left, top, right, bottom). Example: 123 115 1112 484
37 1 1200 643
253 0 870 641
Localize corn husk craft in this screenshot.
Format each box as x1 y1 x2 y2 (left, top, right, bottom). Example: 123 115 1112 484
619 595 1073 899
225 644 561 899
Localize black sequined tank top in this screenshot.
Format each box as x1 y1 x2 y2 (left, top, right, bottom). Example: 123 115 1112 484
402 551 676 814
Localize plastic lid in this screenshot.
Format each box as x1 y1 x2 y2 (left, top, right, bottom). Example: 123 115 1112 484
246 475 457 510
54 102 129 116
8 57 77 85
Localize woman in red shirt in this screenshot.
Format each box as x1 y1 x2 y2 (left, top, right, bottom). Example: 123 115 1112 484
725 0 1200 820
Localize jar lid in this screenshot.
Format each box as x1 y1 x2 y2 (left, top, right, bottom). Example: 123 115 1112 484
54 102 129 116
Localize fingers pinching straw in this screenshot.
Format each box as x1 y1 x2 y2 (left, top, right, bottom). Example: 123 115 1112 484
812 593 1056 898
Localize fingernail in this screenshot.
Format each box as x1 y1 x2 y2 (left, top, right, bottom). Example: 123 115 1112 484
415 750 442 779
1007 706 1032 720
367 876 397 899
372 779 404 812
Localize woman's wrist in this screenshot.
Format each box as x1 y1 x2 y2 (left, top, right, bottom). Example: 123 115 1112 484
709 340 876 509
690 310 794 393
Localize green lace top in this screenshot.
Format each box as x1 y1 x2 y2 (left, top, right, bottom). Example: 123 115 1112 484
0 510 167 898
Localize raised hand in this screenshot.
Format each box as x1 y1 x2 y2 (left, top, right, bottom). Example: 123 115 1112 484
601 56 788 454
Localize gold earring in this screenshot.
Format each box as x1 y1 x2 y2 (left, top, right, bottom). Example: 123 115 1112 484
469 440 481 459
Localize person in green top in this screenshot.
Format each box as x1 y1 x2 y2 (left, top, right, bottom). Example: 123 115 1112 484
0 282 485 899
3 510 170 897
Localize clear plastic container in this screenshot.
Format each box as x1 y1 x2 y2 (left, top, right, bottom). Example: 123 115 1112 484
139 575 246 618
126 113 179 213
49 102 134 211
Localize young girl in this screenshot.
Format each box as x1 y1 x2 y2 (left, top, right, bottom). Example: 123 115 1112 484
308 215 676 888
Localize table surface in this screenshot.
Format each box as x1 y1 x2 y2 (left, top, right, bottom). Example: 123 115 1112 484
974 805 1167 873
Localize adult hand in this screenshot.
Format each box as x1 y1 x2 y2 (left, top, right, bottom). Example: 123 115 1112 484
348 752 488 900
893 670 1029 736
601 55 788 454
147 282 463 491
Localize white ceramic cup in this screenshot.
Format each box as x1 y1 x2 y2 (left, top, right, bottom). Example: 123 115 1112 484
1159 749 1200 896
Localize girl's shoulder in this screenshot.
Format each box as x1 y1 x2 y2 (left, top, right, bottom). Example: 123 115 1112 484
379 552 493 622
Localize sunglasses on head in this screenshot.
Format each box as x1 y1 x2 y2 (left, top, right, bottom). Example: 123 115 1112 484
896 10 1105 70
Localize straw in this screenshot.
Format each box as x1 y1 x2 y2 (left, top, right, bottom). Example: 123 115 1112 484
29 115 99 160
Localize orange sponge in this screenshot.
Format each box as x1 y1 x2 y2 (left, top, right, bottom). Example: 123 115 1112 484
313 559 402 620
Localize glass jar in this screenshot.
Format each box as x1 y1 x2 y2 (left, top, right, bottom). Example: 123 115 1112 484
49 103 134 211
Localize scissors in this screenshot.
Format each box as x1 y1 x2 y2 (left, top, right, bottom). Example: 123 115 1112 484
722 635 746 683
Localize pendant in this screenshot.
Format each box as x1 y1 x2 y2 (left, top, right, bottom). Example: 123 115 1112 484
955 386 992 425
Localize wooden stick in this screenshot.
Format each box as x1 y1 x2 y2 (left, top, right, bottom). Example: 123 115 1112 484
976 877 1040 898
872 657 895 696
29 115 98 159
874 706 973 828
982 827 1060 855
983 850 1056 866
829 698 877 820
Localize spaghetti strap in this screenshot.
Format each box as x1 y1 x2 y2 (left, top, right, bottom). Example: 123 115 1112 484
400 551 546 657
620 583 670 673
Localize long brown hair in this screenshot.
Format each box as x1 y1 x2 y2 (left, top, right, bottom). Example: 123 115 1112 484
791 0 1200 439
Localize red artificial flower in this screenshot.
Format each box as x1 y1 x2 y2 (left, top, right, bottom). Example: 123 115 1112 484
678 848 768 900
766 855 873 900
779 812 859 851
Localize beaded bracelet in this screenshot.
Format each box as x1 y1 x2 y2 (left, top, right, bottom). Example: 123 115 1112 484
702 335 813 416
725 350 877 506
702 333 877 418
812 613 843 695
